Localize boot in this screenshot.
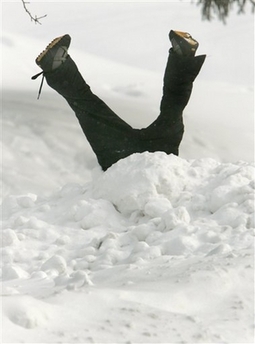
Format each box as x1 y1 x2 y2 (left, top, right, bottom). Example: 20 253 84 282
169 30 199 57
35 34 71 72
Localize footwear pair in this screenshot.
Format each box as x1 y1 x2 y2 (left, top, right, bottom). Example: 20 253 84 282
35 30 199 73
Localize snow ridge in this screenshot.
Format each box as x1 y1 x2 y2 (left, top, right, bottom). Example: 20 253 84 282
1 152 254 343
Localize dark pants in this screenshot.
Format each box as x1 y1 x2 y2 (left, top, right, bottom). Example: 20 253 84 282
45 50 206 170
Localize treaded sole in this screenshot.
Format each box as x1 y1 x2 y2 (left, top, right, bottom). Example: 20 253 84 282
173 30 198 47
36 35 65 64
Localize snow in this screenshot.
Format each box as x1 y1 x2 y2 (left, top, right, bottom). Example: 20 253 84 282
1 2 254 343
2 153 254 342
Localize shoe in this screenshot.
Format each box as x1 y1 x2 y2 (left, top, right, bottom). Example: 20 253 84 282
35 34 71 72
169 30 198 57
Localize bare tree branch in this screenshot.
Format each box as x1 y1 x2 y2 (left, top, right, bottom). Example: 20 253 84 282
21 0 47 24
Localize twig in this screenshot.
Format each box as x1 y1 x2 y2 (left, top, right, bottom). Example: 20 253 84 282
21 0 47 24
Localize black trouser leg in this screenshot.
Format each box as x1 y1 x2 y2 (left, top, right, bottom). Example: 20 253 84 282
139 50 206 155
45 51 206 170
45 56 140 170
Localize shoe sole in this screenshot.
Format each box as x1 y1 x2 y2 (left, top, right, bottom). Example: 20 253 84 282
174 30 198 47
36 35 68 65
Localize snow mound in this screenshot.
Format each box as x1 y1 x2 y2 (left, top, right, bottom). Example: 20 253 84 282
91 152 254 220
2 152 254 279
1 153 254 342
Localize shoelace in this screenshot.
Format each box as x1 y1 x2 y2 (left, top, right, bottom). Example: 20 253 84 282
31 71 45 99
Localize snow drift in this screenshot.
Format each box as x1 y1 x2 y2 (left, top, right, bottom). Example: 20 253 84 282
1 152 254 343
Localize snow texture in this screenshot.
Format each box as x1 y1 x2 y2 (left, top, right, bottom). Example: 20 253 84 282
1 2 254 343
1 152 254 343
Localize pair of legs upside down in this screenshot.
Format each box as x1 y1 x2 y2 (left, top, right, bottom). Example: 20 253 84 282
34 30 206 171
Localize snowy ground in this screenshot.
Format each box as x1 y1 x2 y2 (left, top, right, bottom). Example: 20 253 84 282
1 2 254 343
